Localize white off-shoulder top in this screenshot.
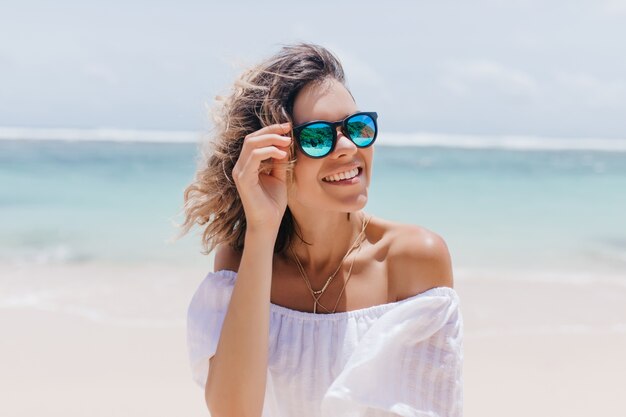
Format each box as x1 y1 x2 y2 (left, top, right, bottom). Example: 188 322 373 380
186 269 464 417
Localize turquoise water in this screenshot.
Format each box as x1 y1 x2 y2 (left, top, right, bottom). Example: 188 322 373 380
1 139 625 277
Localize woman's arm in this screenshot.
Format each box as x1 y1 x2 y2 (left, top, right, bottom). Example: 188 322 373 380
204 122 291 417
205 228 275 417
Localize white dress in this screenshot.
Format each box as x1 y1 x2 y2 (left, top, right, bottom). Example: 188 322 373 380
187 270 464 417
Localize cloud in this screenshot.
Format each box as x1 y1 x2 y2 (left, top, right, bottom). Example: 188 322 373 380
83 63 119 86
555 71 626 108
440 59 540 99
603 0 626 15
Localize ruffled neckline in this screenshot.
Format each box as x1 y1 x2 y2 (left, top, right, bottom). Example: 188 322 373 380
212 269 459 322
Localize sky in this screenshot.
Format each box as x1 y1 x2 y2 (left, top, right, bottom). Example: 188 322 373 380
1 0 625 138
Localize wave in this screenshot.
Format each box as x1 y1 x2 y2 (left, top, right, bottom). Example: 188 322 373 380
2 126 626 151
0 244 94 266
583 237 626 267
0 126 199 143
383 132 626 152
454 265 626 287
0 295 185 328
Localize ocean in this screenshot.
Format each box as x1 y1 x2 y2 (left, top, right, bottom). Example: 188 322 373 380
1 132 625 277
1 131 625 325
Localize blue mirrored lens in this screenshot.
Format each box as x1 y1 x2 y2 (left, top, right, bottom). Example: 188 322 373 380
299 123 333 157
346 114 376 147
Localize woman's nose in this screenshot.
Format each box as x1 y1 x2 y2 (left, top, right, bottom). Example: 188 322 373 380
332 126 357 157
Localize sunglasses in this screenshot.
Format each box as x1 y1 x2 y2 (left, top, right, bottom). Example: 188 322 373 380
291 111 378 158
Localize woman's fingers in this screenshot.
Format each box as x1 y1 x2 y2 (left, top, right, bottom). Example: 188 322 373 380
231 123 292 229
234 123 292 184
242 133 291 151
234 146 288 185
242 122 292 154
249 146 288 163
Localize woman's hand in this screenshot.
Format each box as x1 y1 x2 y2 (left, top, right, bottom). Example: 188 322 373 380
232 122 292 234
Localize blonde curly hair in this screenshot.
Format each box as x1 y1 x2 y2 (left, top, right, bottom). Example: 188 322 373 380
175 42 351 255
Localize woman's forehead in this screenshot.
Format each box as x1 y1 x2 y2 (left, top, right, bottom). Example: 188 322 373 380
292 79 357 125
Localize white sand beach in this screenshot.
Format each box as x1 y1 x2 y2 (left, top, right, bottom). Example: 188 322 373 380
1 262 625 417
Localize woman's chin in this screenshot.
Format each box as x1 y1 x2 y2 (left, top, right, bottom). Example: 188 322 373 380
339 194 368 212
290 190 368 213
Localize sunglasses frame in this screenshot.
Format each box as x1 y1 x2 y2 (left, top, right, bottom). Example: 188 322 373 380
291 111 378 159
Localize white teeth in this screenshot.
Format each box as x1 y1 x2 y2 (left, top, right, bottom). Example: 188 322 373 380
323 168 359 182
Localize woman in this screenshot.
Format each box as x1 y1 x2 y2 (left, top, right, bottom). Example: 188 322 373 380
180 43 463 417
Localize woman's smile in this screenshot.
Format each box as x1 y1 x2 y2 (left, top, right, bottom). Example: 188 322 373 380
321 167 363 185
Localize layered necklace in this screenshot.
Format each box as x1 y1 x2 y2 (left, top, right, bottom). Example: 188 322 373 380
289 213 372 314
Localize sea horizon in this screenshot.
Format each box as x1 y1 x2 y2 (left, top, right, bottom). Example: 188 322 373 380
2 125 626 152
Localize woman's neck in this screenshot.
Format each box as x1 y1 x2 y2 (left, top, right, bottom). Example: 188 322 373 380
286 209 365 285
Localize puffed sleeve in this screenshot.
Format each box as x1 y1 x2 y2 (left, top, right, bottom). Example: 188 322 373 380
320 287 464 417
186 269 237 389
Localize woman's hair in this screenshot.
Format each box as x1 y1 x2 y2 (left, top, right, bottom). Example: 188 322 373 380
176 42 350 255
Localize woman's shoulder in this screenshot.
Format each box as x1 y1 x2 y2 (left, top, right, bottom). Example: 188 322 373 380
213 243 242 273
367 215 454 300
211 216 455 300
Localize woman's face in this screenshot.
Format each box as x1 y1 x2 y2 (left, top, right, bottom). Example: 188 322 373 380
288 78 374 214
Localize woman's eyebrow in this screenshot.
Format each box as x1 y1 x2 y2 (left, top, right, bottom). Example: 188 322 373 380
334 110 361 123
301 110 362 125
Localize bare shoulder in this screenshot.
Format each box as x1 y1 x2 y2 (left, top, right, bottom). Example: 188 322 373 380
369 216 454 301
213 242 242 273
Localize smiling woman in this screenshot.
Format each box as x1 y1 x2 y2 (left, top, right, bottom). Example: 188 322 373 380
176 42 462 417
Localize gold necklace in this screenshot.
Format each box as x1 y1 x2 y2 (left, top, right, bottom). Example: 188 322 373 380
289 214 372 314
